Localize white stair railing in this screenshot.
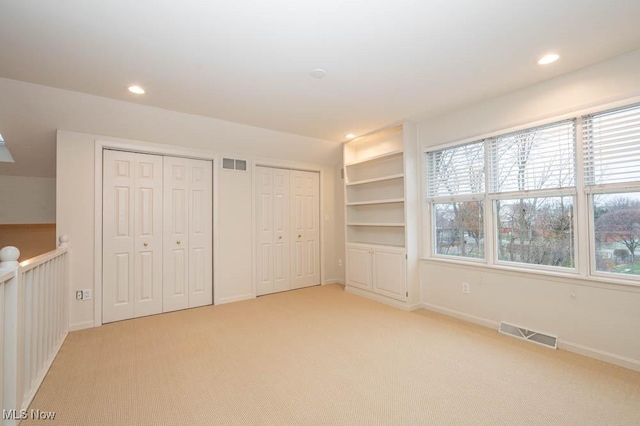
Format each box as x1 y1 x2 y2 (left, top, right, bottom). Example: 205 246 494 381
1 236 70 425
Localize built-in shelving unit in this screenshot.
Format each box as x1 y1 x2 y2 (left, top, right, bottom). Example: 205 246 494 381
342 123 419 307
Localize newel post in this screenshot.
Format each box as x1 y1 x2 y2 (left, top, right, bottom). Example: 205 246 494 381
58 235 70 249
1 245 24 419
0 246 20 270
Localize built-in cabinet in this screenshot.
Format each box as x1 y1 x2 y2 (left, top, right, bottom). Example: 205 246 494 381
256 166 320 296
102 150 213 323
343 123 419 307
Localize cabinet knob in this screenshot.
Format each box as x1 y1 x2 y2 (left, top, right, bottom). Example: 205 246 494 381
278 236 282 240
177 241 181 245
298 234 302 239
143 242 148 247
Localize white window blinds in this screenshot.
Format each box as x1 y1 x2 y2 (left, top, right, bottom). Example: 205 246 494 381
488 120 576 193
426 141 485 198
583 103 640 186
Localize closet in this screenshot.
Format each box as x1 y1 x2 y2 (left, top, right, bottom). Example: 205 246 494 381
256 166 320 296
102 150 213 323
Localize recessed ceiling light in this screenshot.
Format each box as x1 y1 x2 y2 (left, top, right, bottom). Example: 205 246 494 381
310 68 327 79
128 85 145 94
345 133 356 139
538 54 560 65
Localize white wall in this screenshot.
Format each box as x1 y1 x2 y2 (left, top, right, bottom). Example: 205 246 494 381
49 89 341 329
0 175 55 223
417 49 640 370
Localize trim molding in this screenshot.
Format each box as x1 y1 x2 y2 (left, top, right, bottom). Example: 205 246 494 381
418 302 640 372
345 286 420 312
419 302 499 329
216 294 254 305
322 279 345 285
559 340 640 372
69 320 97 332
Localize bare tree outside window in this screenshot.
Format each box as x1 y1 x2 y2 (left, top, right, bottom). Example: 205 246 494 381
594 193 640 275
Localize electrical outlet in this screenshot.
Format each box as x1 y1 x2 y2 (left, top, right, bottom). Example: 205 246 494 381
462 282 470 294
338 259 343 267
76 290 83 300
82 289 92 300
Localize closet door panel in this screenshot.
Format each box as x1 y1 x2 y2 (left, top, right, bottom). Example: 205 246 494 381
103 150 136 323
188 159 213 308
133 153 163 318
272 169 290 293
290 171 320 289
163 157 190 312
256 167 274 296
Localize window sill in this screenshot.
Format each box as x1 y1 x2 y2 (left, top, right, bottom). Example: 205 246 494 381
420 256 640 293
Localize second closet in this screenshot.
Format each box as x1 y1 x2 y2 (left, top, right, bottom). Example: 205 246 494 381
256 166 320 296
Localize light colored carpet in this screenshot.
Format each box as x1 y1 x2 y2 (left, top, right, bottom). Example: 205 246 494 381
25 284 640 425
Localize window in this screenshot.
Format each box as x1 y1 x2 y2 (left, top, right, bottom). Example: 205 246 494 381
496 196 574 268
427 142 485 260
489 120 576 269
424 103 640 284
425 120 577 270
584 104 640 278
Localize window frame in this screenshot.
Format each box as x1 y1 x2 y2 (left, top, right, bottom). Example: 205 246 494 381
421 101 640 288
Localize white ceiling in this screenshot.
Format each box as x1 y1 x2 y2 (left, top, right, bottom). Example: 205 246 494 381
1 0 640 143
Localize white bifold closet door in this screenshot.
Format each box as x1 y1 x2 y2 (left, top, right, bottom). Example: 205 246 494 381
163 157 213 312
256 166 319 296
103 150 164 323
103 150 212 324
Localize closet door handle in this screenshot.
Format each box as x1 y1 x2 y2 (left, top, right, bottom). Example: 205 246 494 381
278 236 282 240
143 242 148 247
298 234 302 239
177 241 181 245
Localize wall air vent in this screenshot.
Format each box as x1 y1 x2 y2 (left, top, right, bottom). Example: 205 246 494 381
222 158 247 171
499 322 557 349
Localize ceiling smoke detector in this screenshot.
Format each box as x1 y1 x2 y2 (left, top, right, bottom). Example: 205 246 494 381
309 68 327 79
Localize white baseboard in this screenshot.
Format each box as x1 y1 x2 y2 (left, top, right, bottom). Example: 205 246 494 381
345 285 419 312
322 279 345 285
216 294 254 305
419 302 500 329
418 302 640 372
559 340 640 372
69 320 95 331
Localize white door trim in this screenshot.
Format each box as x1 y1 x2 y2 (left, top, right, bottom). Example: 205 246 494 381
94 137 218 327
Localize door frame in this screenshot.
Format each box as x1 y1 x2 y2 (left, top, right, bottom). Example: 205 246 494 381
252 163 323 297
94 137 218 327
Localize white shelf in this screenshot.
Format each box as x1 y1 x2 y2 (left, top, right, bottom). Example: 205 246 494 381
346 173 404 186
347 222 405 227
345 150 403 167
346 198 404 206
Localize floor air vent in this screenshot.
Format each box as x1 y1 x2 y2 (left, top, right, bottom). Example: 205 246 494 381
499 322 557 349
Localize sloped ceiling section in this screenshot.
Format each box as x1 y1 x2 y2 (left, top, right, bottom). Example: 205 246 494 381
0 78 341 178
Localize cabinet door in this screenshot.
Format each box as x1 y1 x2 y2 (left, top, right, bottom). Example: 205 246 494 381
346 246 371 290
372 248 406 300
290 170 320 289
187 159 213 308
163 156 190 312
